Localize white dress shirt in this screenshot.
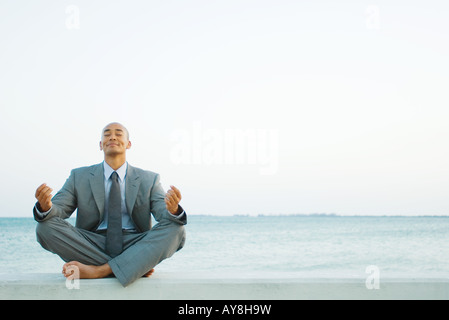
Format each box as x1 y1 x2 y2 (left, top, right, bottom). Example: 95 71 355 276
96 161 136 231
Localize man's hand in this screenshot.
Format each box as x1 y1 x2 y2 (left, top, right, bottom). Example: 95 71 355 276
165 185 182 215
35 183 53 212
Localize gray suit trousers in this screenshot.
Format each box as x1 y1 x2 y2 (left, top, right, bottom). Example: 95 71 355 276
36 217 186 287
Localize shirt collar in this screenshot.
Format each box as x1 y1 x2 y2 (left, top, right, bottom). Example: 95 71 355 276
103 161 128 182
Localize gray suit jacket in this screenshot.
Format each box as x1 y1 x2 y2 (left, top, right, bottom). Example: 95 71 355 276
33 162 187 232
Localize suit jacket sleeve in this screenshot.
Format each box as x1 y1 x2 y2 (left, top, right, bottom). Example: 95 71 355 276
150 173 187 225
33 169 78 222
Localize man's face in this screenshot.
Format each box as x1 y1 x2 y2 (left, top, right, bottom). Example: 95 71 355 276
100 123 131 156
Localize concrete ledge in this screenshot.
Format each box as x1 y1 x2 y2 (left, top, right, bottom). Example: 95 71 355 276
1 273 448 300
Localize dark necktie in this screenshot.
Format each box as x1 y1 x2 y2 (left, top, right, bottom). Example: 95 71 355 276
105 171 123 257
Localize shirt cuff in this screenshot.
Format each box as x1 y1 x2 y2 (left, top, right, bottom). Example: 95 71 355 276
170 210 185 219
34 204 52 219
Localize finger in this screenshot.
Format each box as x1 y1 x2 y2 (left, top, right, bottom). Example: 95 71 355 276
35 183 47 198
37 190 53 209
166 191 180 205
66 266 75 276
36 186 50 201
36 185 51 196
167 197 179 207
165 190 173 199
43 186 53 197
165 197 177 211
165 195 176 207
170 185 182 199
62 263 68 275
39 187 53 202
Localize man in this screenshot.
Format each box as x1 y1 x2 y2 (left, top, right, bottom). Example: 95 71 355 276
34 122 186 287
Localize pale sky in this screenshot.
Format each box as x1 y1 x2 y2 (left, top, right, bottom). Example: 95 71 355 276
0 0 448 217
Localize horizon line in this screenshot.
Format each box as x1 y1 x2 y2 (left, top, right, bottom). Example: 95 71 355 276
1 213 448 218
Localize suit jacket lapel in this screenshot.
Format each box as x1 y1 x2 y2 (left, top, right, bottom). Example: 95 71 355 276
125 164 141 217
89 163 105 222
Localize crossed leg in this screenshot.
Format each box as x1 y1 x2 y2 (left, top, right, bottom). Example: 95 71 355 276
36 217 185 286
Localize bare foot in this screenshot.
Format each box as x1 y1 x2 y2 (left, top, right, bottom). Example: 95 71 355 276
142 269 154 278
62 261 112 279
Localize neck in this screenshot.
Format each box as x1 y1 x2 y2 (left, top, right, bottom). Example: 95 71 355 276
104 155 127 171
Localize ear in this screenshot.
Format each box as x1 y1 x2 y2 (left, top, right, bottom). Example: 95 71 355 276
126 140 132 150
99 141 103 151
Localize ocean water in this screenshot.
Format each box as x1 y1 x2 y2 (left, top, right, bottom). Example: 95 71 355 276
1 215 448 278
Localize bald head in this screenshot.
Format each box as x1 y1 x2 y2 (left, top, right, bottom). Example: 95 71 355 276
101 122 129 140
